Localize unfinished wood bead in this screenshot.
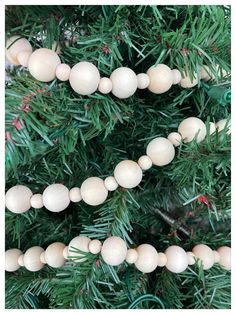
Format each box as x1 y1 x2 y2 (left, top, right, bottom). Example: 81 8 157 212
110 67 138 98
56 63 71 81
45 242 66 268
125 249 138 264
98 77 112 94
147 64 173 94
187 252 196 265
114 160 142 188
30 194 43 209
68 236 91 262
88 239 102 254
167 132 182 147
134 244 159 273
23 246 44 272
42 184 70 212
104 176 118 191
192 244 214 270
146 137 175 166
137 73 150 89
69 187 82 202
178 117 206 143
80 177 108 206
5 185 33 214
172 69 181 84
217 246 231 270
165 246 188 273
101 236 127 266
138 155 152 170
158 252 167 267
5 249 22 272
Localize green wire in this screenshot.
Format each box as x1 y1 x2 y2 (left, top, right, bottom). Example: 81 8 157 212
128 294 165 309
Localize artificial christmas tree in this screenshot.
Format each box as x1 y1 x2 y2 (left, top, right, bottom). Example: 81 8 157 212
5 5 231 309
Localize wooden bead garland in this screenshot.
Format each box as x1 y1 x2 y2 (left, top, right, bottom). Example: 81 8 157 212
6 36 229 98
5 117 230 214
5 236 231 274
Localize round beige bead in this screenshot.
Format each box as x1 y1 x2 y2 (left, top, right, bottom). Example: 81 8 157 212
158 252 167 267
213 250 220 263
24 246 44 272
110 67 138 98
192 244 215 270
5 249 22 272
45 242 66 268
146 137 175 166
98 77 112 94
5 185 33 214
147 64 173 94
165 246 188 273
40 252 46 264
172 69 181 84
28 48 61 82
6 36 32 65
114 160 142 188
125 249 138 264
88 239 102 254
69 61 100 95
42 184 70 212
167 132 182 147
135 244 159 273
80 177 108 206
209 122 216 135
18 254 24 267
17 50 32 67
217 246 231 270
180 70 198 88
216 119 231 134
101 236 127 266
200 65 211 81
104 176 118 191
63 246 68 259
30 194 43 209
178 117 206 143
69 187 82 202
68 236 91 262
187 252 196 265
138 155 152 170
137 73 150 89
56 63 71 81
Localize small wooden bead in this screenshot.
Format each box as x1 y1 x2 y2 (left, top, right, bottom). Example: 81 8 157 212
138 155 152 170
209 122 216 135
137 73 150 89
110 67 138 98
68 236 91 262
88 239 102 254
200 65 211 81
125 249 138 264
5 249 22 272
172 69 181 84
192 244 214 270
30 194 43 209
104 176 118 191
213 250 220 263
217 246 231 270
18 254 25 267
158 252 167 267
101 236 127 266
40 252 47 264
42 183 70 212
69 187 82 202
216 119 231 134
17 50 32 67
63 246 68 259
187 252 196 265
80 177 108 206
165 246 188 273
56 64 71 81
114 160 142 188
180 70 198 88
98 77 112 94
146 137 175 166
24 246 44 272
134 244 159 273
167 132 182 147
178 117 206 143
147 64 173 94
5 185 33 214
45 242 66 268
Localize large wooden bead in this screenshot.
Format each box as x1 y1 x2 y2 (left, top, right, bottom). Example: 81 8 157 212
28 48 61 82
24 246 44 271
101 236 127 266
137 73 150 89
165 246 188 273
69 61 100 95
110 67 138 98
69 187 82 202
5 249 22 272
146 137 175 166
45 242 66 268
30 194 43 209
172 69 181 84
217 246 231 270
89 239 102 254
68 236 91 262
180 70 198 88
125 249 138 264
17 50 32 67
192 244 214 270
134 244 159 273
167 132 182 147
158 252 167 267
6 36 32 65
56 63 71 81
114 160 142 188
147 64 173 94
98 77 112 94
42 184 70 212
5 185 33 214
216 119 231 134
178 117 206 143
80 177 108 206
138 155 152 170
104 176 118 191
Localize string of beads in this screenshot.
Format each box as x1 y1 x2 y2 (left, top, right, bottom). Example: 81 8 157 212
5 235 231 274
